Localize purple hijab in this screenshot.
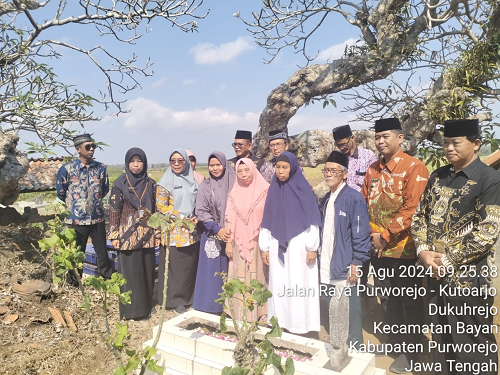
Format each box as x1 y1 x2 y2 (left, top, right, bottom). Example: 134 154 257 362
261 151 321 256
196 151 236 227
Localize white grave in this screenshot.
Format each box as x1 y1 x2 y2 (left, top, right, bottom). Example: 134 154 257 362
142 310 386 375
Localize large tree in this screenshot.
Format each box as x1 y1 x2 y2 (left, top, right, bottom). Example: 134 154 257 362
0 0 206 205
238 0 500 166
0 0 206 154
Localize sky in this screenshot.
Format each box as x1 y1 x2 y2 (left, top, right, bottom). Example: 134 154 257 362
16 1 385 164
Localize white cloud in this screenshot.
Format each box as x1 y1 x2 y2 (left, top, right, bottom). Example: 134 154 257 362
218 84 227 91
189 37 254 65
316 38 358 62
182 79 197 86
118 97 259 130
151 78 168 88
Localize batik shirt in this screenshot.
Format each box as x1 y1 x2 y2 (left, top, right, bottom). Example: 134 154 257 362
412 158 500 286
361 150 428 259
156 185 198 247
108 181 156 250
56 159 109 225
346 147 378 192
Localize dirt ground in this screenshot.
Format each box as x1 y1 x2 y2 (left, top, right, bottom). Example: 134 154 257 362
0 221 176 375
1 217 499 375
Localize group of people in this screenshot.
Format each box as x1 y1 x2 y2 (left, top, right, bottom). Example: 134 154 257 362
56 117 499 375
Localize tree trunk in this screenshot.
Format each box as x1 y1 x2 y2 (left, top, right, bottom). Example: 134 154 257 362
0 129 29 205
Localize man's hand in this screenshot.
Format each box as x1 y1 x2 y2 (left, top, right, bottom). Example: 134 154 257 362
346 264 359 286
111 240 120 250
261 251 270 265
371 233 387 258
189 216 198 226
419 250 445 280
306 251 317 265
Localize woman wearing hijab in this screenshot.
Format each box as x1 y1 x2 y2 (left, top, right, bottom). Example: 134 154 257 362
108 148 156 320
186 149 205 185
225 158 269 322
259 151 321 334
157 149 199 315
193 152 235 313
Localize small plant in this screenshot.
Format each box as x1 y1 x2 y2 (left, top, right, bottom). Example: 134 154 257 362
215 273 295 375
33 202 164 374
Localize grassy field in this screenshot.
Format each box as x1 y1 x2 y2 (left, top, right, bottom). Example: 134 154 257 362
149 164 325 185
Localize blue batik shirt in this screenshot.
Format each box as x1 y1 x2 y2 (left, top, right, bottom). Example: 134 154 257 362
56 159 109 225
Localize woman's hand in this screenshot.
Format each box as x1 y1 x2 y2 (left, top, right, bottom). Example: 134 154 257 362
306 251 317 265
217 228 231 242
111 240 120 250
261 252 270 265
225 243 233 260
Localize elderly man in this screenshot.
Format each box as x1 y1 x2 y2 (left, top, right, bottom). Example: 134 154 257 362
56 134 113 280
319 151 371 370
332 125 377 192
260 129 290 183
360 118 429 373
412 119 499 375
228 130 263 170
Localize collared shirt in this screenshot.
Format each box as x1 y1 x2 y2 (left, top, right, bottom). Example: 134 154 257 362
346 147 378 192
56 159 109 225
320 182 345 284
228 152 264 171
412 157 500 286
361 150 429 259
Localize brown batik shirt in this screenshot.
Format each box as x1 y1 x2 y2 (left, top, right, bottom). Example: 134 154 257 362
361 149 429 259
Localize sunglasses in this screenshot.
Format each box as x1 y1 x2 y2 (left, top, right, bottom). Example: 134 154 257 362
84 144 97 151
232 142 249 148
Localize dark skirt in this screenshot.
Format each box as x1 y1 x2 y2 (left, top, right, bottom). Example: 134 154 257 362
193 231 229 313
158 242 200 308
117 247 155 320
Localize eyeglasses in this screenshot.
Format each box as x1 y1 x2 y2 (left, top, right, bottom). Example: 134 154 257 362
170 159 185 165
322 168 343 175
336 139 351 149
270 142 286 149
232 142 249 148
84 144 97 151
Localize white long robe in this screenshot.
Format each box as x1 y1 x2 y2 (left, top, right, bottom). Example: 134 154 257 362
259 225 320 334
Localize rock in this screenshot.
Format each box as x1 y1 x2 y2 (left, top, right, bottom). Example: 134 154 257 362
314 181 329 200
0 129 29 205
328 289 350 372
287 130 335 167
13 280 51 297
0 305 8 315
4 313 19 324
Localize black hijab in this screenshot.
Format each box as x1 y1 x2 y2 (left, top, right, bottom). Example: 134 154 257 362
113 148 155 211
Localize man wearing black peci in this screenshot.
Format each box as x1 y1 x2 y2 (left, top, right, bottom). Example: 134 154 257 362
228 130 264 170
412 119 500 375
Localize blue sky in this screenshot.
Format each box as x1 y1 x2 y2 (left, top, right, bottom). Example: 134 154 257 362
19 1 373 165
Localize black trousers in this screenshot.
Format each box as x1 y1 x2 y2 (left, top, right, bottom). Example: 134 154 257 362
71 222 113 279
371 257 424 353
428 275 498 375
